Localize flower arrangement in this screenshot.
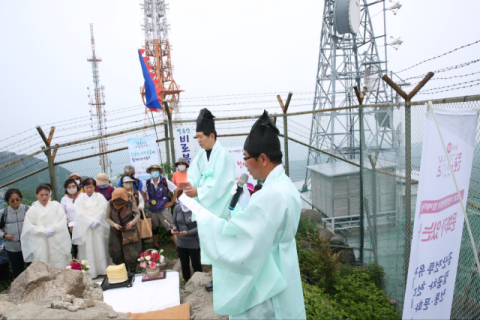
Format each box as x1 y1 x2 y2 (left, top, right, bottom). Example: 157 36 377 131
66 260 90 273
138 249 164 270
138 249 165 278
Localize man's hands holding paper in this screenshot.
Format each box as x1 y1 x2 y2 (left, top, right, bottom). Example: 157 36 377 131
179 193 214 221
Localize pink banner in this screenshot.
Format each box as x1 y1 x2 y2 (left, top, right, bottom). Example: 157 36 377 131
419 190 465 216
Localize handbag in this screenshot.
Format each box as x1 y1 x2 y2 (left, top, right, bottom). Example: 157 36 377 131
122 224 140 245
136 208 153 239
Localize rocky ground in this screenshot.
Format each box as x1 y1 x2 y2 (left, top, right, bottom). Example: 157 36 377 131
0 261 130 319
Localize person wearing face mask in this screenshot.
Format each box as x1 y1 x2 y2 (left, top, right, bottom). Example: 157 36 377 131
21 184 72 269
141 164 178 250
72 178 110 278
68 173 84 193
171 190 201 282
172 157 189 187
95 173 115 201
60 179 81 258
117 165 143 192
121 176 144 208
0 189 30 278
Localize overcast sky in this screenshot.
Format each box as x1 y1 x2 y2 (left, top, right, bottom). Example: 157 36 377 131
1 0 479 143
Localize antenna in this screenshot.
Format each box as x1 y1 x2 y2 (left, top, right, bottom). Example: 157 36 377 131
87 24 111 176
387 1 402 15
387 36 403 50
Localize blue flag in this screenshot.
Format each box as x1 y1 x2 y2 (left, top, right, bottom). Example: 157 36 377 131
138 50 162 111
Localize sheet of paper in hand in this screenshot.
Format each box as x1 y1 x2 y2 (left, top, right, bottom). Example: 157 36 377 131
178 194 214 220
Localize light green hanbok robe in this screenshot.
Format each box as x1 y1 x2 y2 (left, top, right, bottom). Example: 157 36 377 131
187 140 236 264
197 165 306 319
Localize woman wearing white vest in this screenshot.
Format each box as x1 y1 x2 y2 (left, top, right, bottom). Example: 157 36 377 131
21 184 72 269
72 178 110 278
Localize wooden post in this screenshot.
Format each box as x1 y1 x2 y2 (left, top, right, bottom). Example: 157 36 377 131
164 101 176 165
381 72 434 282
276 92 293 176
163 121 171 166
36 126 58 200
367 151 379 261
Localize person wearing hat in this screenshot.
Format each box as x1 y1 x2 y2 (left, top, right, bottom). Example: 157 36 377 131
141 164 178 250
121 175 144 208
117 165 143 192
172 157 189 187
68 173 84 193
183 108 236 291
95 173 115 201
191 110 306 319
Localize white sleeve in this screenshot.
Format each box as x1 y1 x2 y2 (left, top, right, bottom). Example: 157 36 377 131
142 181 148 194
166 178 177 192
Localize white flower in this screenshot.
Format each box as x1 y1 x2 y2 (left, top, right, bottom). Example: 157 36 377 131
82 270 85 273
137 258 141 261
66 266 72 270
145 256 151 261
160 256 165 263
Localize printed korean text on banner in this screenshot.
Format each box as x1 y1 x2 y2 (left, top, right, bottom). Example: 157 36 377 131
403 107 478 319
127 136 160 181
174 127 195 164
226 147 255 184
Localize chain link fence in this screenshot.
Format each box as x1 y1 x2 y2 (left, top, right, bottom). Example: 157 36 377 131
0 94 479 318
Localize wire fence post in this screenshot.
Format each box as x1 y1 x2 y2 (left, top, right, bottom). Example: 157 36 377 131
164 101 176 165
163 121 171 166
36 126 58 200
382 72 434 282
277 92 293 176
367 151 379 261
354 85 368 265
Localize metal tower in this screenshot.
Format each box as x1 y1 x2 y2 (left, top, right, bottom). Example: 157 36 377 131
87 23 110 174
304 0 396 189
140 0 183 117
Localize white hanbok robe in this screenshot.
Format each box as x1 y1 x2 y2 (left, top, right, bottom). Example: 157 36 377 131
21 201 72 269
197 165 306 319
72 193 110 278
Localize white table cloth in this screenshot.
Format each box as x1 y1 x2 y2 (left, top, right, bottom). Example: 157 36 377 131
99 270 180 313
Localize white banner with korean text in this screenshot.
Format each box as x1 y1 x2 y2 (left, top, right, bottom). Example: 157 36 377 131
174 126 195 165
226 147 256 185
127 136 160 181
403 107 478 319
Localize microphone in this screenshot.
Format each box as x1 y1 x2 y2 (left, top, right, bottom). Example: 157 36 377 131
229 174 249 210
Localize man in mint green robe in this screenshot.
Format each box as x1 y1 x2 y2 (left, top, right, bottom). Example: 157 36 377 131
194 111 306 319
184 108 236 268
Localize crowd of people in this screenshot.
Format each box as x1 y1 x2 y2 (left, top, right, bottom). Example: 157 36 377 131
0 157 196 281
1 108 307 319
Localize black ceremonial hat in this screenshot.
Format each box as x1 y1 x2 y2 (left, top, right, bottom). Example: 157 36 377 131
196 108 216 133
244 110 281 156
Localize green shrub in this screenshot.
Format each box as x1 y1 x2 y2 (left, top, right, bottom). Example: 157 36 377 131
296 217 320 239
297 231 339 293
303 282 348 320
364 261 385 289
333 268 397 320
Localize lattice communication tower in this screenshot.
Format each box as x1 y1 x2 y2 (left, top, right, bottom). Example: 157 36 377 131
140 0 183 120
304 0 400 189
87 23 110 174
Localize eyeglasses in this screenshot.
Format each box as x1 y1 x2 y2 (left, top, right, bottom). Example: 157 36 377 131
243 156 255 161
9 198 21 203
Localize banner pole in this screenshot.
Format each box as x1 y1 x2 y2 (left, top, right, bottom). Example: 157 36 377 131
428 101 480 278
150 110 164 165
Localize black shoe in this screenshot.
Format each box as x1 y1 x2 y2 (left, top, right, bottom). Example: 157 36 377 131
205 281 213 291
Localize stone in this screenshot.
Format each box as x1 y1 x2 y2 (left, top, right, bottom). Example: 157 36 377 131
108 311 118 318
51 301 70 309
9 261 87 304
84 299 96 308
0 300 131 319
63 294 74 303
181 272 228 320
81 272 103 301
73 298 87 310
67 305 79 312
301 209 323 223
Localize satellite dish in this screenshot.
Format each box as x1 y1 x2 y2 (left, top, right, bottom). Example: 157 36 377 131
334 0 361 34
364 66 381 92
